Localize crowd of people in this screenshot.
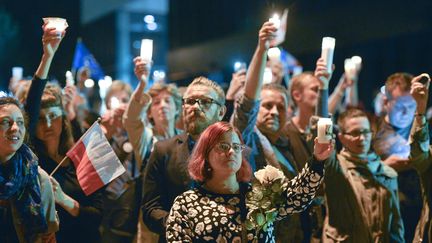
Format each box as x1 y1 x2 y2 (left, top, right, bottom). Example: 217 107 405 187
0 18 431 243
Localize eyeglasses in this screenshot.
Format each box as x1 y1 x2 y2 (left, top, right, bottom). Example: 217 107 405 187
182 97 221 109
342 130 372 138
214 142 246 153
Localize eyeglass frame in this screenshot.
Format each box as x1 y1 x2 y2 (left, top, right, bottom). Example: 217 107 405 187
182 97 222 109
342 129 372 138
214 142 246 154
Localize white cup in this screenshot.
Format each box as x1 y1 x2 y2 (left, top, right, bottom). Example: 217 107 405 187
43 17 68 36
317 118 333 143
12 67 23 80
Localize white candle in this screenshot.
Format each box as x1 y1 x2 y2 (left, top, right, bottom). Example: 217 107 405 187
42 17 68 36
344 58 356 80
140 39 153 62
351 56 362 72
321 37 336 74
267 47 281 61
110 97 120 110
12 67 23 80
317 118 333 144
269 14 281 29
263 67 273 84
65 70 74 86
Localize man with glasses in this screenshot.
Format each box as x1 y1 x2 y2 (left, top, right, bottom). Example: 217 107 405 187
322 108 404 242
141 76 227 242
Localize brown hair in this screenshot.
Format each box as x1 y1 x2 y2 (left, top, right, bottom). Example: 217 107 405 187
262 83 289 106
289 72 317 107
105 80 133 107
337 108 368 132
187 76 225 105
384 72 413 99
147 83 182 123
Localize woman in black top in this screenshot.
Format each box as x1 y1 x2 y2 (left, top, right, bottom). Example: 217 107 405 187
24 23 103 243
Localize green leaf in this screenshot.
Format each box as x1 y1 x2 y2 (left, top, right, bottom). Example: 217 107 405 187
255 213 265 226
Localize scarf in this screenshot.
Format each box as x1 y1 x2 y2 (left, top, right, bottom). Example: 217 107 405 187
0 144 48 239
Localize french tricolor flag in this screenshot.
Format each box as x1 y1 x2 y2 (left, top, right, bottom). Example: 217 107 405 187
66 121 126 195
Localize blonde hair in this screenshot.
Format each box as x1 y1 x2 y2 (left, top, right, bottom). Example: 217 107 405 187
187 76 225 105
289 72 317 108
105 80 132 107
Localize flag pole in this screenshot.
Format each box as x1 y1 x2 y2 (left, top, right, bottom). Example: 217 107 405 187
49 156 69 176
50 118 102 177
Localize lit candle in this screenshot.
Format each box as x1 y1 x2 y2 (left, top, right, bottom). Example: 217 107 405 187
140 39 153 62
263 67 273 84
269 14 281 29
351 56 362 72
110 97 120 110
65 70 74 86
317 118 333 144
267 47 281 61
12 67 23 80
344 58 356 80
321 37 336 74
42 17 68 36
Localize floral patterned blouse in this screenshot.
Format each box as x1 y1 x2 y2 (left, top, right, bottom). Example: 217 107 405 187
166 162 324 242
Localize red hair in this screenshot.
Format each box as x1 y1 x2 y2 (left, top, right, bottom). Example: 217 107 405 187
188 121 252 183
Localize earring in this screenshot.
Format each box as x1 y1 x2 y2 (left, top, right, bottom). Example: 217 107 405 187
207 167 212 172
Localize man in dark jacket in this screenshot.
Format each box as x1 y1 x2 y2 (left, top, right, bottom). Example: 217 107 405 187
141 76 227 242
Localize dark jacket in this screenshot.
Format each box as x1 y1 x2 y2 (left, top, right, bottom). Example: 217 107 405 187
410 116 432 243
323 150 404 243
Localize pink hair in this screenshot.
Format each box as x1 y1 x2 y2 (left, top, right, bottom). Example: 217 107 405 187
188 121 252 183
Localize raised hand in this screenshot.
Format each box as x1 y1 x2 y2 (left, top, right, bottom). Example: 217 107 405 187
314 57 334 89
63 85 78 121
313 138 335 161
411 73 430 114
258 22 277 51
226 69 246 100
133 56 152 85
42 24 66 57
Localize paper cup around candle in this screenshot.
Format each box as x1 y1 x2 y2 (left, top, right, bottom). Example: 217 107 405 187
12 67 23 80
344 58 356 80
43 17 68 36
317 118 333 144
65 71 74 86
321 37 335 74
267 47 281 61
140 39 153 62
269 14 281 29
110 97 121 110
351 56 362 72
263 67 273 84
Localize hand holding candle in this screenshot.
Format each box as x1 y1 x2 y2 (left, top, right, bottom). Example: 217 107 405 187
317 118 333 144
269 14 281 29
140 39 153 82
43 17 68 37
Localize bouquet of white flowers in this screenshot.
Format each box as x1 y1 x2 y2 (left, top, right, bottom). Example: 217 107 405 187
245 165 287 238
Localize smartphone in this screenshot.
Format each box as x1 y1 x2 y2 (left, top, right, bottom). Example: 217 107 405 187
418 74 430 85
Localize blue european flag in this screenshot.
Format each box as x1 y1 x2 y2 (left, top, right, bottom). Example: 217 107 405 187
72 39 105 80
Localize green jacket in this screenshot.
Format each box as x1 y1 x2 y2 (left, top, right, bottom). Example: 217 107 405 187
323 150 404 243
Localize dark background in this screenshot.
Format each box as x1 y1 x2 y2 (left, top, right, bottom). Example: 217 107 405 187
1 0 431 111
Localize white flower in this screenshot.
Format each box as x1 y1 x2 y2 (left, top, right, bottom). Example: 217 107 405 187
254 165 285 184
